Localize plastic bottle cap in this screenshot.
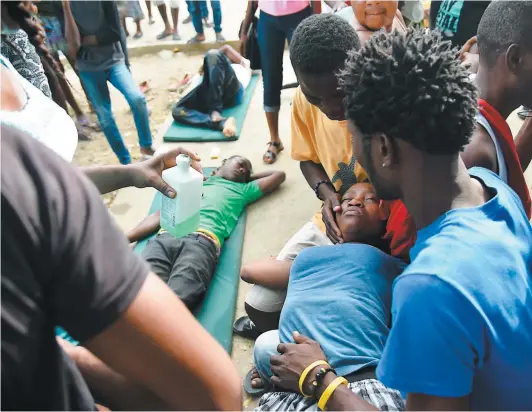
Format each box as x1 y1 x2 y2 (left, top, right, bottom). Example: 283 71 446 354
176 154 191 170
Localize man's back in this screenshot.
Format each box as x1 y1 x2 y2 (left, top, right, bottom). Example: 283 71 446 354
378 168 532 410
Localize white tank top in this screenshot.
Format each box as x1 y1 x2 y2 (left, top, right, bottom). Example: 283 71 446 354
475 112 508 184
0 55 78 162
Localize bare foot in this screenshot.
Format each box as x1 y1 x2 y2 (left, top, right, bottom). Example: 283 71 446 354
211 111 223 123
222 117 237 137
250 368 264 389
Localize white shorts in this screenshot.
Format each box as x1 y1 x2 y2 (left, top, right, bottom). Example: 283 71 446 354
244 221 332 313
153 0 181 8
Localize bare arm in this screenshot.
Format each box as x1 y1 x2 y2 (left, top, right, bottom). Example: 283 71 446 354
80 165 136 195
61 0 81 60
314 375 470 411
515 117 532 171
126 212 161 243
240 259 292 289
300 161 342 243
58 339 169 411
311 0 322 14
85 273 242 410
251 170 286 196
80 148 202 196
241 0 258 38
460 124 498 172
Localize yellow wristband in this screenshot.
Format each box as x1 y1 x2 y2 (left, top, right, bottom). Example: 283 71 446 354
298 360 329 398
317 376 348 411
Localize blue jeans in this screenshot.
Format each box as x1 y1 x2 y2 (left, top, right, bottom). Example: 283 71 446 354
186 0 208 18
172 50 243 129
191 0 222 34
257 7 311 112
254 330 281 384
79 63 152 165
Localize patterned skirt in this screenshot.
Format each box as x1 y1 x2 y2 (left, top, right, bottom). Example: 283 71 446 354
256 379 405 412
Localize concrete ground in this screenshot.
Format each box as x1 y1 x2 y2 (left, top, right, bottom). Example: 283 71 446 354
107 51 532 409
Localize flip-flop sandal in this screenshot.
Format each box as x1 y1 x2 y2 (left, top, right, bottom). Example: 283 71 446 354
133 32 143 39
172 33 182 41
233 316 261 340
243 368 271 397
187 36 205 44
149 18 155 25
263 141 284 165
156 30 172 40
140 153 154 161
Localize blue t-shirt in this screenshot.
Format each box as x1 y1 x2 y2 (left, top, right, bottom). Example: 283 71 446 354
279 243 406 376
377 168 532 410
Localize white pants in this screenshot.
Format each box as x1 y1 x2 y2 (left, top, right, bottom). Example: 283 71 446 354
244 221 332 313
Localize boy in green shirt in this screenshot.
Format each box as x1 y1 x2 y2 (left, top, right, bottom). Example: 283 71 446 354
127 156 285 309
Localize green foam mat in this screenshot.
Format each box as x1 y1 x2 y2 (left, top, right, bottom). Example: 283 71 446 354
163 74 259 142
134 168 245 353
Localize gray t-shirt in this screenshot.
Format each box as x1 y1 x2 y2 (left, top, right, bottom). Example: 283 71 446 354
1 124 149 410
71 1 124 71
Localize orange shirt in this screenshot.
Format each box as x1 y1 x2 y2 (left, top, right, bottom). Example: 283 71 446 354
291 88 416 260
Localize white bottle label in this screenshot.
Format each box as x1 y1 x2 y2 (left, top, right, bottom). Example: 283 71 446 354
161 196 177 228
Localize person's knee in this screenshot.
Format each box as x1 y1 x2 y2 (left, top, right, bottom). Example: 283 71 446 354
205 49 220 65
129 92 147 111
253 330 280 380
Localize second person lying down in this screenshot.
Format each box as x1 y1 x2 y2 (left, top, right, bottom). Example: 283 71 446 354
127 156 285 310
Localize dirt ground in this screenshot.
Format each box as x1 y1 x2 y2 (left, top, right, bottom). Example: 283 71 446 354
66 51 204 204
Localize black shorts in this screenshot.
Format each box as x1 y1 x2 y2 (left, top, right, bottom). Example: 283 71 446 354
142 232 218 310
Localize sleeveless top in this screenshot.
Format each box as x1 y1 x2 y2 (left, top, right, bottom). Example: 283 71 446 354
0 55 78 162
475 112 508 184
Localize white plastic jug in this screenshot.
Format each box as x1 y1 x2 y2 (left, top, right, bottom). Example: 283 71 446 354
160 154 203 238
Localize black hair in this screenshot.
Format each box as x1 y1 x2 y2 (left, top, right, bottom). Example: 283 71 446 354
3 2 62 76
477 0 532 66
289 13 361 75
340 28 477 155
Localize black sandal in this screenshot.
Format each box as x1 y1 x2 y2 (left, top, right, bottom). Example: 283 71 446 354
233 316 261 340
263 141 284 165
243 367 271 397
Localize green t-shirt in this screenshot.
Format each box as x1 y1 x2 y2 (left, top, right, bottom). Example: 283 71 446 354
198 176 263 246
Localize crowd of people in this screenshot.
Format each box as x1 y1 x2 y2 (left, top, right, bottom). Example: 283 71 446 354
119 0 225 43
2 0 532 411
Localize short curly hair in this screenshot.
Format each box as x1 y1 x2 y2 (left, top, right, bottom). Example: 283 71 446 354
478 0 532 67
290 13 360 75
340 29 478 155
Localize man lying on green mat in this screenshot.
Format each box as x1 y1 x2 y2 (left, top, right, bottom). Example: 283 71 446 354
172 45 252 138
127 156 286 310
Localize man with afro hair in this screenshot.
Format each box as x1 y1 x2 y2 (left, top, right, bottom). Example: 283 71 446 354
264 28 532 411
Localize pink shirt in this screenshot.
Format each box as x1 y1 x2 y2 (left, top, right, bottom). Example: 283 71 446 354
258 0 310 16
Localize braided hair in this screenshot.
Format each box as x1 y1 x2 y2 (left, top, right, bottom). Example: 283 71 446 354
339 28 477 155
3 1 62 76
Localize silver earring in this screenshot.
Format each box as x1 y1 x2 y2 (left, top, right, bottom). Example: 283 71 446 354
382 163 386 168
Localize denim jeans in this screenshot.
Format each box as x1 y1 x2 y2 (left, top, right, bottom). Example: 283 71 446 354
254 330 281 384
172 50 243 129
191 0 222 34
79 63 152 164
186 0 208 19
257 7 311 112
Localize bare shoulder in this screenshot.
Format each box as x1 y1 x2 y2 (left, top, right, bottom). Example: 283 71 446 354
461 122 498 172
